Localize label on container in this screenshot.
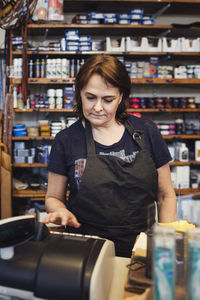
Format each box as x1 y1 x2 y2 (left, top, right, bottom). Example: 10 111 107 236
154 243 175 300
187 240 200 300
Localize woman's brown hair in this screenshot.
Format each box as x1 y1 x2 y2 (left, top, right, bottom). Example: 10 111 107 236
74 55 131 122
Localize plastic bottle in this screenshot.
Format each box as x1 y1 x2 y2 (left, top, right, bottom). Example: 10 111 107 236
70 59 75 78
175 118 184 135
55 89 63 109
61 58 70 78
46 59 51 78
13 58 18 78
17 58 23 78
56 58 62 78
29 59 34 78
13 86 18 108
17 85 24 109
52 59 57 78
47 89 56 109
35 58 40 78
179 143 189 162
40 59 45 78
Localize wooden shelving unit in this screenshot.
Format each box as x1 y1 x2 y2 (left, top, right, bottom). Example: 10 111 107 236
7 0 200 205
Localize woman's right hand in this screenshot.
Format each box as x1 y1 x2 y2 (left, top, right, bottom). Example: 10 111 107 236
43 207 81 228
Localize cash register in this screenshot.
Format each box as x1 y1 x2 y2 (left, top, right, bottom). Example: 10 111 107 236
0 215 115 300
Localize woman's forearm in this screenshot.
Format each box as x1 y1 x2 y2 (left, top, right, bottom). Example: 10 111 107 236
43 172 81 227
157 163 177 223
157 195 177 222
45 171 68 212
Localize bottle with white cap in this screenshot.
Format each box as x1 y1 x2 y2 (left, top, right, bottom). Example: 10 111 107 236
47 89 56 109
56 58 62 78
56 89 63 109
178 143 189 162
13 86 18 108
61 58 70 78
46 59 51 78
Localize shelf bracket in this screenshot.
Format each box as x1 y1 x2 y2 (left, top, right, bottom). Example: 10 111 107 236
153 4 171 19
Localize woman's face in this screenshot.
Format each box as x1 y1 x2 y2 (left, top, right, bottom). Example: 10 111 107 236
80 74 122 127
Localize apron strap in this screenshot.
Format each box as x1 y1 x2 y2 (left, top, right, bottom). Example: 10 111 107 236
124 120 146 150
85 119 96 156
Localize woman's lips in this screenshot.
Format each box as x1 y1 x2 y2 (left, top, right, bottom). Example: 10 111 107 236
91 114 105 118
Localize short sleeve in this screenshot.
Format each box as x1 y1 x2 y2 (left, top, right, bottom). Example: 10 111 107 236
48 130 69 176
144 119 172 168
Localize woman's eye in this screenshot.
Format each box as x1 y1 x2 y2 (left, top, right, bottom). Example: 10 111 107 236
86 96 95 100
104 99 113 103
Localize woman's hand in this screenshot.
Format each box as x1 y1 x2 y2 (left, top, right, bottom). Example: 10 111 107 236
43 207 81 228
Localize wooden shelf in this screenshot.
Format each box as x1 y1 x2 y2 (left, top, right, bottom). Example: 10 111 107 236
169 161 200 166
27 51 168 56
13 163 48 167
127 108 200 112
12 136 54 140
10 77 200 86
28 78 75 84
11 78 200 85
13 189 46 197
13 189 46 198
174 0 200 2
10 79 22 84
163 135 200 139
131 78 200 84
28 24 173 29
13 189 70 200
175 188 200 195
13 50 200 56
13 108 200 113
13 108 74 112
27 22 200 30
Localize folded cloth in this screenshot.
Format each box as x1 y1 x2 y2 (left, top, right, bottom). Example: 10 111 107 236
13 178 28 190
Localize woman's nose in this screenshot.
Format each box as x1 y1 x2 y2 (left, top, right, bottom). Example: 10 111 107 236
94 99 103 111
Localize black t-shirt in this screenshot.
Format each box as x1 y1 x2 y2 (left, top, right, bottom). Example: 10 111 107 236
48 115 172 201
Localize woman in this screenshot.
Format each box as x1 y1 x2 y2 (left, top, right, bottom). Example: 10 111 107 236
44 55 177 257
